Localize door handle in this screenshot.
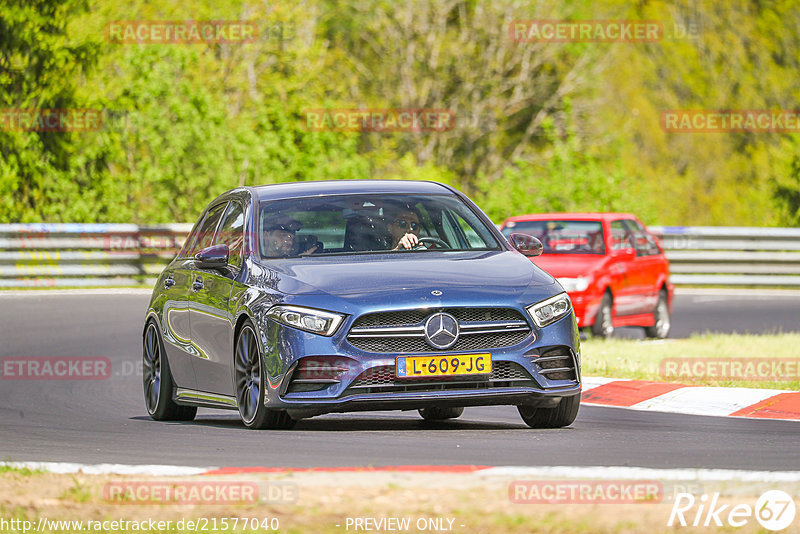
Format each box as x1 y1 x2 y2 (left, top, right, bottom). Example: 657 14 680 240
192 278 204 292
164 276 175 289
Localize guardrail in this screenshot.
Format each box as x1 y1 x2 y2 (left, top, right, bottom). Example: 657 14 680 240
649 226 800 286
0 224 798 288
0 224 192 288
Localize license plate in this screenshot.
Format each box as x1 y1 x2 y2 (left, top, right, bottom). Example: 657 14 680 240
396 354 492 378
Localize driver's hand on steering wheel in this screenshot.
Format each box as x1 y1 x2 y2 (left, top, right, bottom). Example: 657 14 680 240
394 233 419 250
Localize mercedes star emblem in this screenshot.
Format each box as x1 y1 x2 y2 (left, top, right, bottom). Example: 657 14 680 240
423 312 459 349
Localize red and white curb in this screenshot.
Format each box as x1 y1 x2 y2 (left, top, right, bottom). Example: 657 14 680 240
582 377 800 421
5 461 800 482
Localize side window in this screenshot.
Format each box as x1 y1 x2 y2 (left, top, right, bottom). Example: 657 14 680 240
610 220 633 251
215 201 245 268
179 219 203 259
440 211 461 247
439 209 492 249
189 202 228 256
452 212 483 247
623 220 659 256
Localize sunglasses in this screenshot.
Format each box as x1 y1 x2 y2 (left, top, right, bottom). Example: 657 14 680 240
393 219 420 231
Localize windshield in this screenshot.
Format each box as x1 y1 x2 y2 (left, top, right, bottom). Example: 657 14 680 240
502 220 605 255
258 193 501 259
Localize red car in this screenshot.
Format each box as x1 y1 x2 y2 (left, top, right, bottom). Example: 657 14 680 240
500 213 673 338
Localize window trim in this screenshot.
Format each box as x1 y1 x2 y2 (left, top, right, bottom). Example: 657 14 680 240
213 199 246 270
621 219 659 257
181 201 229 259
256 193 501 258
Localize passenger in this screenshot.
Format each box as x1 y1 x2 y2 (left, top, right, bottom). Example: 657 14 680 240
262 215 318 257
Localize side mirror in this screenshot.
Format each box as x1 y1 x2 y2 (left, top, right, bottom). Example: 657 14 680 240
195 244 229 269
508 233 543 257
613 246 636 258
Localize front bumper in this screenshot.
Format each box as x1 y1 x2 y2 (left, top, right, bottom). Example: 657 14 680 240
256 305 581 416
283 384 582 419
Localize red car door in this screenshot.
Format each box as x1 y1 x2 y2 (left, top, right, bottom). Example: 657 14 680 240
608 220 640 316
624 219 664 313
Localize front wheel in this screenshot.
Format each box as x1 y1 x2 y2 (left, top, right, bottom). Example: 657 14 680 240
591 292 614 338
234 321 296 430
644 291 671 339
143 321 196 421
518 395 580 428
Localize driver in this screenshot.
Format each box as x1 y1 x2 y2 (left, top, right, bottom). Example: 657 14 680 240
387 208 421 250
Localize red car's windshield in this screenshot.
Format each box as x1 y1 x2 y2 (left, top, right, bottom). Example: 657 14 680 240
502 220 605 255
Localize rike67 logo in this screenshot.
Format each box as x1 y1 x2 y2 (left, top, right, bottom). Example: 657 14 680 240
668 490 796 531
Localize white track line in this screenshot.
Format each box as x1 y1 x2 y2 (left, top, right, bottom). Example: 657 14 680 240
5 461 800 483
0 288 152 297
478 466 800 482
1 461 210 476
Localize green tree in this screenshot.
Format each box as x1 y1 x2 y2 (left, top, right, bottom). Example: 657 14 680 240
0 0 99 222
773 154 800 226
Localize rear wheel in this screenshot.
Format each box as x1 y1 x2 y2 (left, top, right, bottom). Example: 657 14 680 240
418 406 464 421
234 321 296 430
518 396 580 428
591 292 614 338
644 290 671 339
143 321 197 421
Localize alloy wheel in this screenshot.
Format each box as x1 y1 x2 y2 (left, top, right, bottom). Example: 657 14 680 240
235 326 262 425
143 323 162 414
655 298 670 338
599 300 614 337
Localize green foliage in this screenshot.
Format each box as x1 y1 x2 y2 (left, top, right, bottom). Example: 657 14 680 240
773 153 800 226
1 0 800 225
0 464 43 476
477 116 649 223
0 0 100 222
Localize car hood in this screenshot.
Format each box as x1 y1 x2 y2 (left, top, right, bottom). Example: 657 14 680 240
530 254 608 278
251 251 555 297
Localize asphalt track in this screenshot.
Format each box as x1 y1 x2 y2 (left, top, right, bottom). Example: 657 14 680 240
0 290 798 471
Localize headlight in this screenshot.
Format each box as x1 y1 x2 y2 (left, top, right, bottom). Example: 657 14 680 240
266 305 345 336
557 276 590 292
526 293 572 328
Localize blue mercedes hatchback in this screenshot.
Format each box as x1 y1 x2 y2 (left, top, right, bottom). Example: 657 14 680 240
143 180 581 429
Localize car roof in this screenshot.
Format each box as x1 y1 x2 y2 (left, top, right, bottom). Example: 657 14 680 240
502 212 638 223
249 180 454 201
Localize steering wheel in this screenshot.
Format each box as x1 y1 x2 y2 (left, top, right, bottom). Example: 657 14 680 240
413 236 451 250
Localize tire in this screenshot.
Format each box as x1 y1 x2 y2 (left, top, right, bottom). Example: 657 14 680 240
418 406 464 421
143 321 197 421
591 292 614 338
518 395 580 428
644 290 671 339
234 321 296 430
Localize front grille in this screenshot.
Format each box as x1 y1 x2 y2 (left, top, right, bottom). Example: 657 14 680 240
352 365 395 386
347 307 532 353
348 331 529 354
344 360 536 395
353 310 430 328
353 308 523 327
533 346 577 381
